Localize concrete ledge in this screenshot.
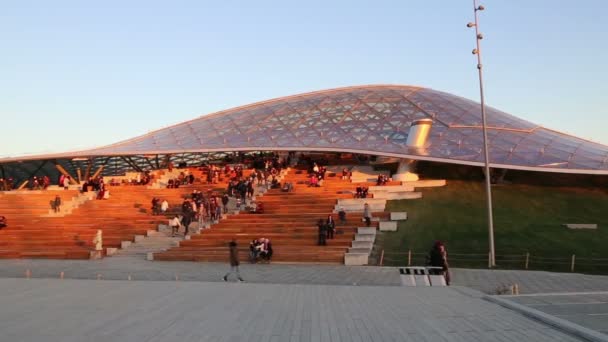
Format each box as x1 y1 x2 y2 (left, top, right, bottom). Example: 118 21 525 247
348 247 372 254
344 253 369 266
368 185 415 192
171 241 180 247
379 221 398 232
337 198 387 205
352 240 373 249
120 241 132 249
485 295 608 342
402 179 446 188
134 235 145 242
390 212 408 221
357 227 376 235
106 248 118 256
338 204 385 212
146 252 154 261
355 234 375 242
371 192 422 200
565 224 598 230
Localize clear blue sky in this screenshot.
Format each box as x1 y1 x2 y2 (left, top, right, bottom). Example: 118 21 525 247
1 0 607 157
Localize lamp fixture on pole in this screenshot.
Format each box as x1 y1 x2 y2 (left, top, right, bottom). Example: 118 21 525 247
468 0 496 267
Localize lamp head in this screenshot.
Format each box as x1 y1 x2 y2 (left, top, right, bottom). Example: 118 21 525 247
477 5 485 11
467 22 475 28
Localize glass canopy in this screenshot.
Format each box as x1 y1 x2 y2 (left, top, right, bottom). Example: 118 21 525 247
1 85 607 174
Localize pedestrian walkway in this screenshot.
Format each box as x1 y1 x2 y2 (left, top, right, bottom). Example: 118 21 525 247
1 259 608 294
0 278 586 342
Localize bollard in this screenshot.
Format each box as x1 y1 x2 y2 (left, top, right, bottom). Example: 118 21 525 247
514 283 520 295
128 275 132 281
407 250 412 267
60 271 64 280
525 252 529 270
571 254 576 272
25 269 31 279
175 274 179 281
97 273 102 280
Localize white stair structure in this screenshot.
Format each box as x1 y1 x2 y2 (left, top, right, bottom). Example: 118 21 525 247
41 191 96 217
344 227 377 265
334 198 387 213
349 166 390 183
112 226 183 259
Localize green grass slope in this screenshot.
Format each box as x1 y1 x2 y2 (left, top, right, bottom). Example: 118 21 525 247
380 181 608 273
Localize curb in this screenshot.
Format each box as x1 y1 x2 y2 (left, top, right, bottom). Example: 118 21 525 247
484 295 608 342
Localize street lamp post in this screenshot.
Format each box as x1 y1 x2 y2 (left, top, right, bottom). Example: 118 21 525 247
468 0 496 267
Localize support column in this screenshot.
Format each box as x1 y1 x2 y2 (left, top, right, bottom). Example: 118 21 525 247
392 160 420 182
392 119 433 182
91 166 105 179
83 161 92 181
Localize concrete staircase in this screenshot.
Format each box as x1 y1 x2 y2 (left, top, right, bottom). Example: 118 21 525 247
110 226 182 259
41 191 96 217
345 227 377 265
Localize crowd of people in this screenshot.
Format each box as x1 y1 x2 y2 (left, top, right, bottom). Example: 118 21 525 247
354 186 369 198
249 238 273 263
0 178 14 191
163 189 229 237
376 174 389 186
308 163 328 187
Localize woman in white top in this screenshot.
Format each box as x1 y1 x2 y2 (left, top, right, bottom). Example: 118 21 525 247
169 215 182 237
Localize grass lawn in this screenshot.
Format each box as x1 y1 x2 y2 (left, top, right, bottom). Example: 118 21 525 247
380 180 608 274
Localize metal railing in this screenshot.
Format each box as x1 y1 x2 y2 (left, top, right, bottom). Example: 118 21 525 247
379 250 608 274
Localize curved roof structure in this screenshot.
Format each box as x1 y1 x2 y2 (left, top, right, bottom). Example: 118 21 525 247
2 85 608 174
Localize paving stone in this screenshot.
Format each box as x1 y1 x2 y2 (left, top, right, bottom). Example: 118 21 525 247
0 278 586 342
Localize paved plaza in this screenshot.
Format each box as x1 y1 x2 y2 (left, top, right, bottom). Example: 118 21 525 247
1 258 608 341
0 278 591 342
504 292 608 335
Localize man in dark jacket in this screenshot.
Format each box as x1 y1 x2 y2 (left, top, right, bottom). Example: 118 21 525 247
317 219 327 246
222 193 229 214
181 199 193 236
223 239 244 282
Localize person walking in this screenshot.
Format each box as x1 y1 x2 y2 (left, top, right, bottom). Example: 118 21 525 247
317 219 327 246
363 203 372 227
428 240 450 286
326 215 335 240
53 195 62 213
338 207 346 225
223 239 244 282
222 193 229 214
